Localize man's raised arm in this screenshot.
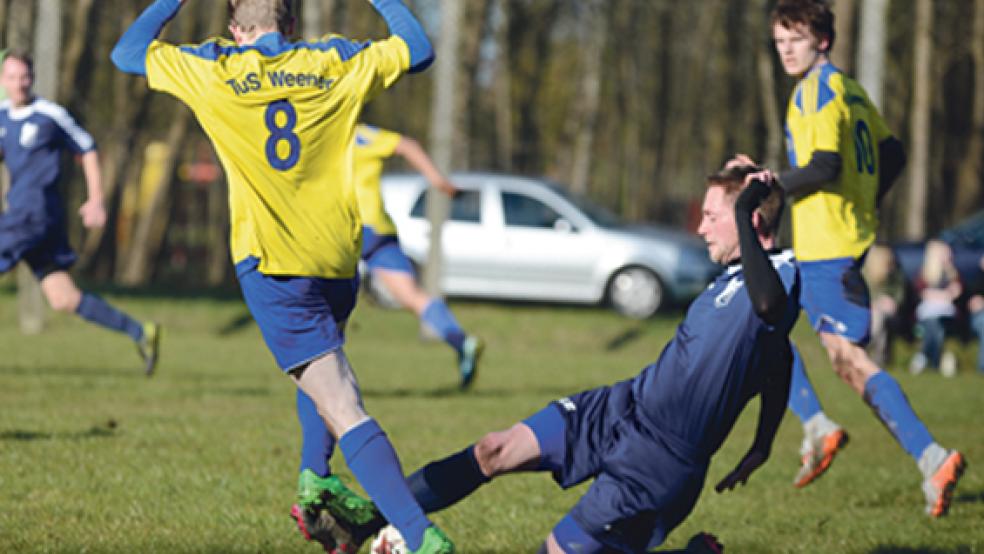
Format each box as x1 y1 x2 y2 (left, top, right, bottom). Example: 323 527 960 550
368 0 434 72
111 0 185 75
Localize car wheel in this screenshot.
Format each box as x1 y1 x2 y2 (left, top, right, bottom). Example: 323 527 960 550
608 266 663 319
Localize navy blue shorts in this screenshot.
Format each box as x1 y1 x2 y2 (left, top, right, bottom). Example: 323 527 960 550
361 226 416 276
236 257 359 372
523 381 707 553
799 255 871 344
0 211 76 280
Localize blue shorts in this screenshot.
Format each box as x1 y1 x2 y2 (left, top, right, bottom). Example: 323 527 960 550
361 226 416 276
523 381 707 553
0 211 77 280
236 257 358 372
799 255 871 344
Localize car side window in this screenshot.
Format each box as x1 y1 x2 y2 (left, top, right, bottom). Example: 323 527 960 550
502 192 563 229
410 189 481 223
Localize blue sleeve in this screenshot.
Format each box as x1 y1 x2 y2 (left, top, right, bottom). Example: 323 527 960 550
369 0 435 73
111 0 183 75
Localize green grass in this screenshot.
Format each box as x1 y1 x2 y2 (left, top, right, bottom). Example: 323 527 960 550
0 287 982 553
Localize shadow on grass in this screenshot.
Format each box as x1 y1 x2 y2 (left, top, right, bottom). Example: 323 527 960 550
868 544 974 554
955 489 984 505
216 309 255 336
606 322 646 351
362 385 579 400
0 366 148 379
0 424 117 442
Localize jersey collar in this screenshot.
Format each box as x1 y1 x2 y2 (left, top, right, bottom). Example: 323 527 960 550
252 32 291 56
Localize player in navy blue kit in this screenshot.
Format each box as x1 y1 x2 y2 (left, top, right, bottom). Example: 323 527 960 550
320 165 798 553
0 52 160 373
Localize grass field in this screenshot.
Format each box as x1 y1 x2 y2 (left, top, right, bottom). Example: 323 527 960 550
0 285 982 553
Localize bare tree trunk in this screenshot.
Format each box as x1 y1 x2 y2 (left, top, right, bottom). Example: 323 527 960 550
954 0 984 218
568 0 608 196
58 0 97 105
301 0 331 40
755 0 784 170
858 0 891 110
830 0 856 73
118 112 191 285
906 0 933 240
422 0 462 303
492 0 512 171
78 3 152 274
206 175 229 286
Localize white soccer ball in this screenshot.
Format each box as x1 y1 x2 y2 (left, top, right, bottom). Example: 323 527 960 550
370 524 407 554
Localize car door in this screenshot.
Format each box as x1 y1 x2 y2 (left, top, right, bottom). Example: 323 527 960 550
491 187 601 301
401 181 504 296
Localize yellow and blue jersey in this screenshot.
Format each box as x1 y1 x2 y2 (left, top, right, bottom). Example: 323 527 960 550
353 124 403 236
145 32 411 278
785 63 893 262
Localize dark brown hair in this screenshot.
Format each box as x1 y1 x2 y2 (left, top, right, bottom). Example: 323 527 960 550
771 0 836 52
706 165 785 237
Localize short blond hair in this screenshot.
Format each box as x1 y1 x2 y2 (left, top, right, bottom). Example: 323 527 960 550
228 0 293 34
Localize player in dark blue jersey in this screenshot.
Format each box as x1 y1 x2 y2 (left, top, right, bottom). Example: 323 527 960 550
316 166 798 554
0 52 160 374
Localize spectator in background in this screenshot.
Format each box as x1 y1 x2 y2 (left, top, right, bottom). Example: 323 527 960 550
910 240 961 377
863 245 906 368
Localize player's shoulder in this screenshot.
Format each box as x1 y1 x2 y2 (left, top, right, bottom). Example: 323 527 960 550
0 98 9 115
171 37 241 62
30 97 71 121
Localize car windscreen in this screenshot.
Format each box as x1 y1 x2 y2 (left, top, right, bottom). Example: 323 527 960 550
410 189 481 223
543 182 622 229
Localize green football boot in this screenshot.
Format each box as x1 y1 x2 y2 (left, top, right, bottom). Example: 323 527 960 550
137 322 161 377
458 335 485 389
290 469 385 553
408 526 455 554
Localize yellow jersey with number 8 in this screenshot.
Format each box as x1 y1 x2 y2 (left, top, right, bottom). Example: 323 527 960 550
146 32 410 278
785 63 893 262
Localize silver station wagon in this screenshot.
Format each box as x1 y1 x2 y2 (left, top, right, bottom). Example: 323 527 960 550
374 173 718 318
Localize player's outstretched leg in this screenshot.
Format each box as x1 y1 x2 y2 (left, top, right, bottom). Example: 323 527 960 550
787 344 848 487
40 271 160 375
293 351 453 553
863 369 967 516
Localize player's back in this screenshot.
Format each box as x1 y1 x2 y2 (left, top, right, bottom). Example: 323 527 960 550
631 251 800 459
352 124 402 235
145 33 411 278
785 63 893 261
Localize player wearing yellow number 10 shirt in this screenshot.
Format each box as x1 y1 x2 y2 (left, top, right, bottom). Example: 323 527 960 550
113 1 454 552
732 0 965 519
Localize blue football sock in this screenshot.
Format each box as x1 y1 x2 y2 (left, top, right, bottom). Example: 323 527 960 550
76 293 144 342
552 514 604 553
296 389 334 477
787 344 823 423
863 370 935 460
421 299 466 353
339 419 431 551
407 446 490 513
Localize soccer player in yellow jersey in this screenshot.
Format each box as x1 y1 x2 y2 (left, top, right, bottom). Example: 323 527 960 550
353 124 484 387
112 1 453 552
733 0 964 517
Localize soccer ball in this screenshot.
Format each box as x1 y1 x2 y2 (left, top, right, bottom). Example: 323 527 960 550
370 524 407 554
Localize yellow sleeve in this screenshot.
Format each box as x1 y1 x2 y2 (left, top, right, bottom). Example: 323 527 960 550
145 39 221 105
353 36 411 103
356 124 403 158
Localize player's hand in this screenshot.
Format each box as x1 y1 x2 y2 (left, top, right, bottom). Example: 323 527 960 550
79 198 107 229
734 170 776 214
434 177 458 197
714 449 767 493
725 153 758 170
